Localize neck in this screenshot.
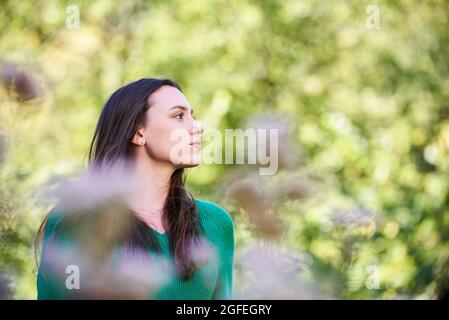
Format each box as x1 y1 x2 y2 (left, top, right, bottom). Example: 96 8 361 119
128 155 175 212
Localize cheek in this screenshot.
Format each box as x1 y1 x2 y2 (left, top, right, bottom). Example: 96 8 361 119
145 121 190 159
147 129 172 157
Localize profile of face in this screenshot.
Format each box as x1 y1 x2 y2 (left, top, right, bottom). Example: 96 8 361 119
132 85 204 168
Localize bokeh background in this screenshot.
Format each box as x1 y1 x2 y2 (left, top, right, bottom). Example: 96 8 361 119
1 0 448 299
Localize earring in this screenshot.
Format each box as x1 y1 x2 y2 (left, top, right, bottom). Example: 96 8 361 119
140 140 145 145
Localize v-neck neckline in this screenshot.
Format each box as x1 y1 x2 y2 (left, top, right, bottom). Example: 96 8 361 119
150 227 167 237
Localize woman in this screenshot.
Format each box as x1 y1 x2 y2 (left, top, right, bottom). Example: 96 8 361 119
35 78 235 300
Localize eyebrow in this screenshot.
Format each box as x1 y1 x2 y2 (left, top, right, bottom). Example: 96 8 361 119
170 105 194 114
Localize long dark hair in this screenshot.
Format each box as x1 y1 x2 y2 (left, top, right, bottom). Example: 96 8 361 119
35 78 201 281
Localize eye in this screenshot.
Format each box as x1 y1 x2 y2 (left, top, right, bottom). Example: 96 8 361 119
174 113 184 120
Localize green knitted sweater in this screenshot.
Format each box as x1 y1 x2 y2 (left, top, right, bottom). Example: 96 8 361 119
36 199 235 300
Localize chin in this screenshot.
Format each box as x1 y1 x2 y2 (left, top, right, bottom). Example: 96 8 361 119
170 146 202 168
182 154 202 167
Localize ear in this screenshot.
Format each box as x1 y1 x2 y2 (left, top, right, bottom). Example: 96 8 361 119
132 127 146 146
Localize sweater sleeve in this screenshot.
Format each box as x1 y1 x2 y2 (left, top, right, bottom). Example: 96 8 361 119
212 213 234 300
197 200 235 300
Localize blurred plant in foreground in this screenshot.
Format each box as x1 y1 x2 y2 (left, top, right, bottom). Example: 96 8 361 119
234 239 325 299
36 166 179 299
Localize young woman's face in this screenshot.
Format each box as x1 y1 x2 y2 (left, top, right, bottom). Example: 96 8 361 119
139 85 203 168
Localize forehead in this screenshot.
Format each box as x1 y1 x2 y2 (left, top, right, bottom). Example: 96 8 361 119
147 85 190 110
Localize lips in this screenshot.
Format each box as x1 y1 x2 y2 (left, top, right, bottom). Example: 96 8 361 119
189 140 201 149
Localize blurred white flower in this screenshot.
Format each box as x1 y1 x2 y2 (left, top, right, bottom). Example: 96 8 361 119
235 239 325 299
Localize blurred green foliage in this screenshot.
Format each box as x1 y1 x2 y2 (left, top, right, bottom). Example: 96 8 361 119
0 0 448 299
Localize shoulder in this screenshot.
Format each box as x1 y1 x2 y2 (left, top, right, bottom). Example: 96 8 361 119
41 206 84 241
43 206 66 238
194 199 234 240
195 199 234 225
